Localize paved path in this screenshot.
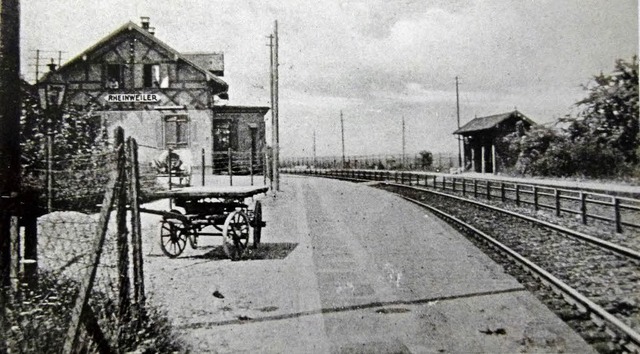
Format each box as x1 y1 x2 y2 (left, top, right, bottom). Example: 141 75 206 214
142 175 595 353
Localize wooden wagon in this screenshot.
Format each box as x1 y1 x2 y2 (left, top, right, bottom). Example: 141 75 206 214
145 185 268 260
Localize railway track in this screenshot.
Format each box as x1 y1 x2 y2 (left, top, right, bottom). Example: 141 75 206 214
376 182 640 354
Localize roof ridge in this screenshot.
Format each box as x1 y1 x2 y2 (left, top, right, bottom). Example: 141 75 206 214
454 111 532 135
40 20 227 90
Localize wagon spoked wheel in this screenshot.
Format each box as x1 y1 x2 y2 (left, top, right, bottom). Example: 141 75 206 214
159 220 187 258
251 201 263 248
169 209 198 250
222 211 250 260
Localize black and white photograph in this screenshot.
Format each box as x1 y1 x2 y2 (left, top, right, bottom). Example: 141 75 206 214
1 0 639 352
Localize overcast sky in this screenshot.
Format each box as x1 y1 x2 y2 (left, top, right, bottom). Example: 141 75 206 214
21 0 639 157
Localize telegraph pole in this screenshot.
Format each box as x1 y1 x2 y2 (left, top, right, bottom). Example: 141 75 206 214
268 21 280 191
312 130 316 166
340 110 345 168
35 49 39 82
456 76 462 168
267 34 274 190
273 20 280 191
402 116 406 168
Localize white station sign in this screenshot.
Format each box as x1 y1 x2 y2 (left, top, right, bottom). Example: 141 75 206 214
105 93 161 103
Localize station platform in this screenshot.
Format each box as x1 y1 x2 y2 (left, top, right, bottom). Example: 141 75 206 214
142 175 596 353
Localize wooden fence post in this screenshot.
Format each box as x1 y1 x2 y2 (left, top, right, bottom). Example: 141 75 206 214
500 183 505 202
201 148 205 187
461 179 466 196
127 138 145 330
554 189 561 217
580 192 587 225
486 181 491 200
116 129 131 347
533 186 538 211
515 185 520 206
452 178 456 192
167 147 172 191
473 179 478 198
250 148 254 186
614 197 622 233
228 148 233 186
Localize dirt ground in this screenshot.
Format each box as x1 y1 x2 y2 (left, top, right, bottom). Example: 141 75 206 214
140 175 595 353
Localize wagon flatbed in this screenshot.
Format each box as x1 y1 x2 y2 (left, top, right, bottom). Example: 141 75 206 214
144 185 268 260
153 185 269 199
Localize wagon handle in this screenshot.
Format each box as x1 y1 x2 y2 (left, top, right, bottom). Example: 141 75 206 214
139 207 190 223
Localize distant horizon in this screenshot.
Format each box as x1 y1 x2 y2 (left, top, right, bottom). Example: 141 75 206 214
280 151 459 159
21 1 638 157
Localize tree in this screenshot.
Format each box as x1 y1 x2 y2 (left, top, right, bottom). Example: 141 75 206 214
508 125 571 176
418 150 433 169
509 57 638 178
20 82 109 210
572 56 639 164
20 83 107 172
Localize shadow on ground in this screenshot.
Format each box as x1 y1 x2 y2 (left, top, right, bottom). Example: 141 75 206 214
187 242 298 261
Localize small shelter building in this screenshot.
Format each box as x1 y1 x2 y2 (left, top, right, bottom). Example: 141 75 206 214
454 110 536 174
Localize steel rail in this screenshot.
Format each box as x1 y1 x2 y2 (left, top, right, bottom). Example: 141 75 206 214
398 194 640 352
384 182 640 262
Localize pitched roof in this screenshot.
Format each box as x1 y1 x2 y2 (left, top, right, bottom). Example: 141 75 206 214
453 110 535 135
183 52 224 74
40 21 228 91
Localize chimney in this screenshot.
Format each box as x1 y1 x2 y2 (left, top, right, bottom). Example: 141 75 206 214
140 16 150 30
148 27 155 36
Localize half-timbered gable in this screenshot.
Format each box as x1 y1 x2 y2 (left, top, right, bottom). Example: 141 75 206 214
41 21 227 111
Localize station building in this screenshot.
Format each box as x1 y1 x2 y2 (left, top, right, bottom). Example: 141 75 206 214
454 110 536 173
39 17 269 171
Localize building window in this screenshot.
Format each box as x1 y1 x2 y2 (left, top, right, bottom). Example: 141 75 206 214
165 115 189 148
106 64 124 89
213 121 231 151
143 64 160 88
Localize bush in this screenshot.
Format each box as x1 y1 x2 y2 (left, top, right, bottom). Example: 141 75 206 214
20 82 112 213
418 150 433 169
509 57 638 179
5 271 184 353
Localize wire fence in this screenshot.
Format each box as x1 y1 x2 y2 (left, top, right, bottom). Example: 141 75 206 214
22 148 115 214
281 152 459 171
135 145 270 190
211 150 267 176
3 127 175 353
